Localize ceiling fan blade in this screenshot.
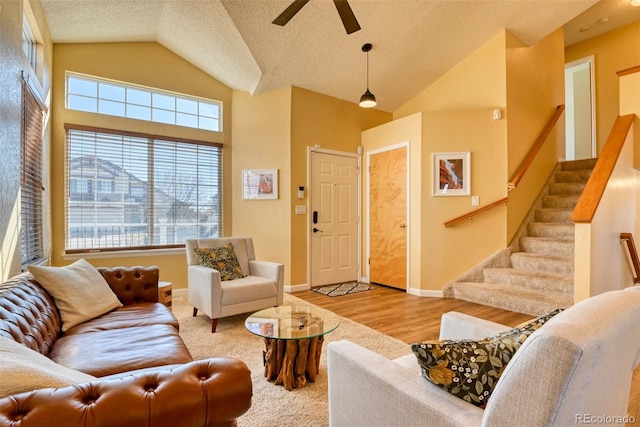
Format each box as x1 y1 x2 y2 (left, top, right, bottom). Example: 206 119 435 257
333 0 361 34
272 0 311 26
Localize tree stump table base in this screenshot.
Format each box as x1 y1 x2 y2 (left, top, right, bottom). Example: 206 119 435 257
263 336 324 390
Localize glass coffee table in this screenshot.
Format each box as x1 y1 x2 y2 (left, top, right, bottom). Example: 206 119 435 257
245 304 340 390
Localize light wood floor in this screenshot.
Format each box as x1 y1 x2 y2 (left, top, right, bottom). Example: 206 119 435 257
293 284 639 423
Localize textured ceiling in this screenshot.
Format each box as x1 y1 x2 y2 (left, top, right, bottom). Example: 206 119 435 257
39 0 640 112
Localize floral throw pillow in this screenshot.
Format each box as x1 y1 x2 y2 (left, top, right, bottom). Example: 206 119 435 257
193 243 247 281
411 309 562 408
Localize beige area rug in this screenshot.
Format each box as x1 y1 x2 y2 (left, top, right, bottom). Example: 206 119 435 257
173 293 411 427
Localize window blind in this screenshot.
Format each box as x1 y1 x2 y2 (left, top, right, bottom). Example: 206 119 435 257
21 77 45 266
64 125 222 253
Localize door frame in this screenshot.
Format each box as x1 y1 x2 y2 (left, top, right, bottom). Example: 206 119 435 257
564 55 596 160
306 146 362 288
365 142 410 290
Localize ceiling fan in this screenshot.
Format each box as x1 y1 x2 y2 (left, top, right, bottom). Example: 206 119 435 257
273 0 361 34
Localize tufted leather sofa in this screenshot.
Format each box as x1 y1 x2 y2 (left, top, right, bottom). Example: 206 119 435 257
0 266 252 426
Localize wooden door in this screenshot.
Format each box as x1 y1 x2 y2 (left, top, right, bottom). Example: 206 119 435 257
310 151 359 286
369 146 407 290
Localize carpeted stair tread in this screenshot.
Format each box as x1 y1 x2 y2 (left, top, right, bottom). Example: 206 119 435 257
520 236 574 257
535 208 573 223
510 252 574 275
444 158 596 315
548 182 586 195
560 158 597 171
483 267 573 293
555 169 592 183
542 194 581 208
449 282 572 316
528 222 575 238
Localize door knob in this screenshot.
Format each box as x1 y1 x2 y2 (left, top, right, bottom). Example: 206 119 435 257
313 228 323 233
399 224 406 228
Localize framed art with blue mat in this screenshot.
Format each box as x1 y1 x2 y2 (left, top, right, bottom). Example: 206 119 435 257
312 282 374 297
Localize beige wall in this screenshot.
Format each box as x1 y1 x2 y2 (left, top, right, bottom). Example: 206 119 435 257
574 128 638 300
0 0 53 280
574 68 640 301
619 70 640 170
566 22 640 153
361 113 422 293
619 69 640 288
50 42 233 290
505 29 566 241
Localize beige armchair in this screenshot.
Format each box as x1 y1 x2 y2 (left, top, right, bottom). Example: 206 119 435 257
328 286 640 426
185 237 284 332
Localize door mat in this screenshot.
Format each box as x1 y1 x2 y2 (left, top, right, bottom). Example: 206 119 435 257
312 282 374 297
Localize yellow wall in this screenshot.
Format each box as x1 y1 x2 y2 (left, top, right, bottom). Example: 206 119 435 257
230 87 390 287
395 31 507 118
230 88 293 283
0 0 53 280
50 42 233 289
290 87 391 285
362 113 422 293
505 29 566 241
566 22 640 153
422 109 508 290
391 32 509 291
388 29 564 292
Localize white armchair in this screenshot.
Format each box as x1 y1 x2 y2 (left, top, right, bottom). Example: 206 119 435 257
185 237 284 332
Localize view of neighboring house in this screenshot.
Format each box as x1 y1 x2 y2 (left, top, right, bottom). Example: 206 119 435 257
67 152 220 251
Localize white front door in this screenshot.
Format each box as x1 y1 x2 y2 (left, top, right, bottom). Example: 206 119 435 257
310 150 359 286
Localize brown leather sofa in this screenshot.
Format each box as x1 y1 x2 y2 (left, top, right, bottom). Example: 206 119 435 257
0 266 252 427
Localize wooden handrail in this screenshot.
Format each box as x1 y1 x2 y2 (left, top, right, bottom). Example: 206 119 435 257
508 105 565 190
620 233 640 284
571 114 634 223
444 197 508 227
617 65 640 77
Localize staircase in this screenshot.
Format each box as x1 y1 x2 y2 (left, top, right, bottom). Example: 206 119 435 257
444 158 597 316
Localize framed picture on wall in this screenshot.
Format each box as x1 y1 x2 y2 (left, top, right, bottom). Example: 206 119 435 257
433 152 470 196
242 169 278 200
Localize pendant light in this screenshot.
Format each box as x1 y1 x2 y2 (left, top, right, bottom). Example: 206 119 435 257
359 43 377 108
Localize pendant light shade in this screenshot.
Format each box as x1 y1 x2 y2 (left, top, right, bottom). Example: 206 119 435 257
359 43 377 108
359 89 377 108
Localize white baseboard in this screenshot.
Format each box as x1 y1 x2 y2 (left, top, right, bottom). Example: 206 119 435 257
285 283 311 293
408 288 444 298
172 288 188 299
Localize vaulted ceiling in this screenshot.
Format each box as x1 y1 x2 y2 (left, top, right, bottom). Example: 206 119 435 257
40 0 640 112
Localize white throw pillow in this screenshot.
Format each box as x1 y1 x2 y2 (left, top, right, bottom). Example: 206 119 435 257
0 337 96 397
28 259 122 332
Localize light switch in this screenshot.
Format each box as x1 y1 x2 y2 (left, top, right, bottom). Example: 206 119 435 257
471 196 480 206
295 205 307 214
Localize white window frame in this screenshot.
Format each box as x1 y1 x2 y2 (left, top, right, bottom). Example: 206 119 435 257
65 72 223 132
64 125 223 253
22 17 37 70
